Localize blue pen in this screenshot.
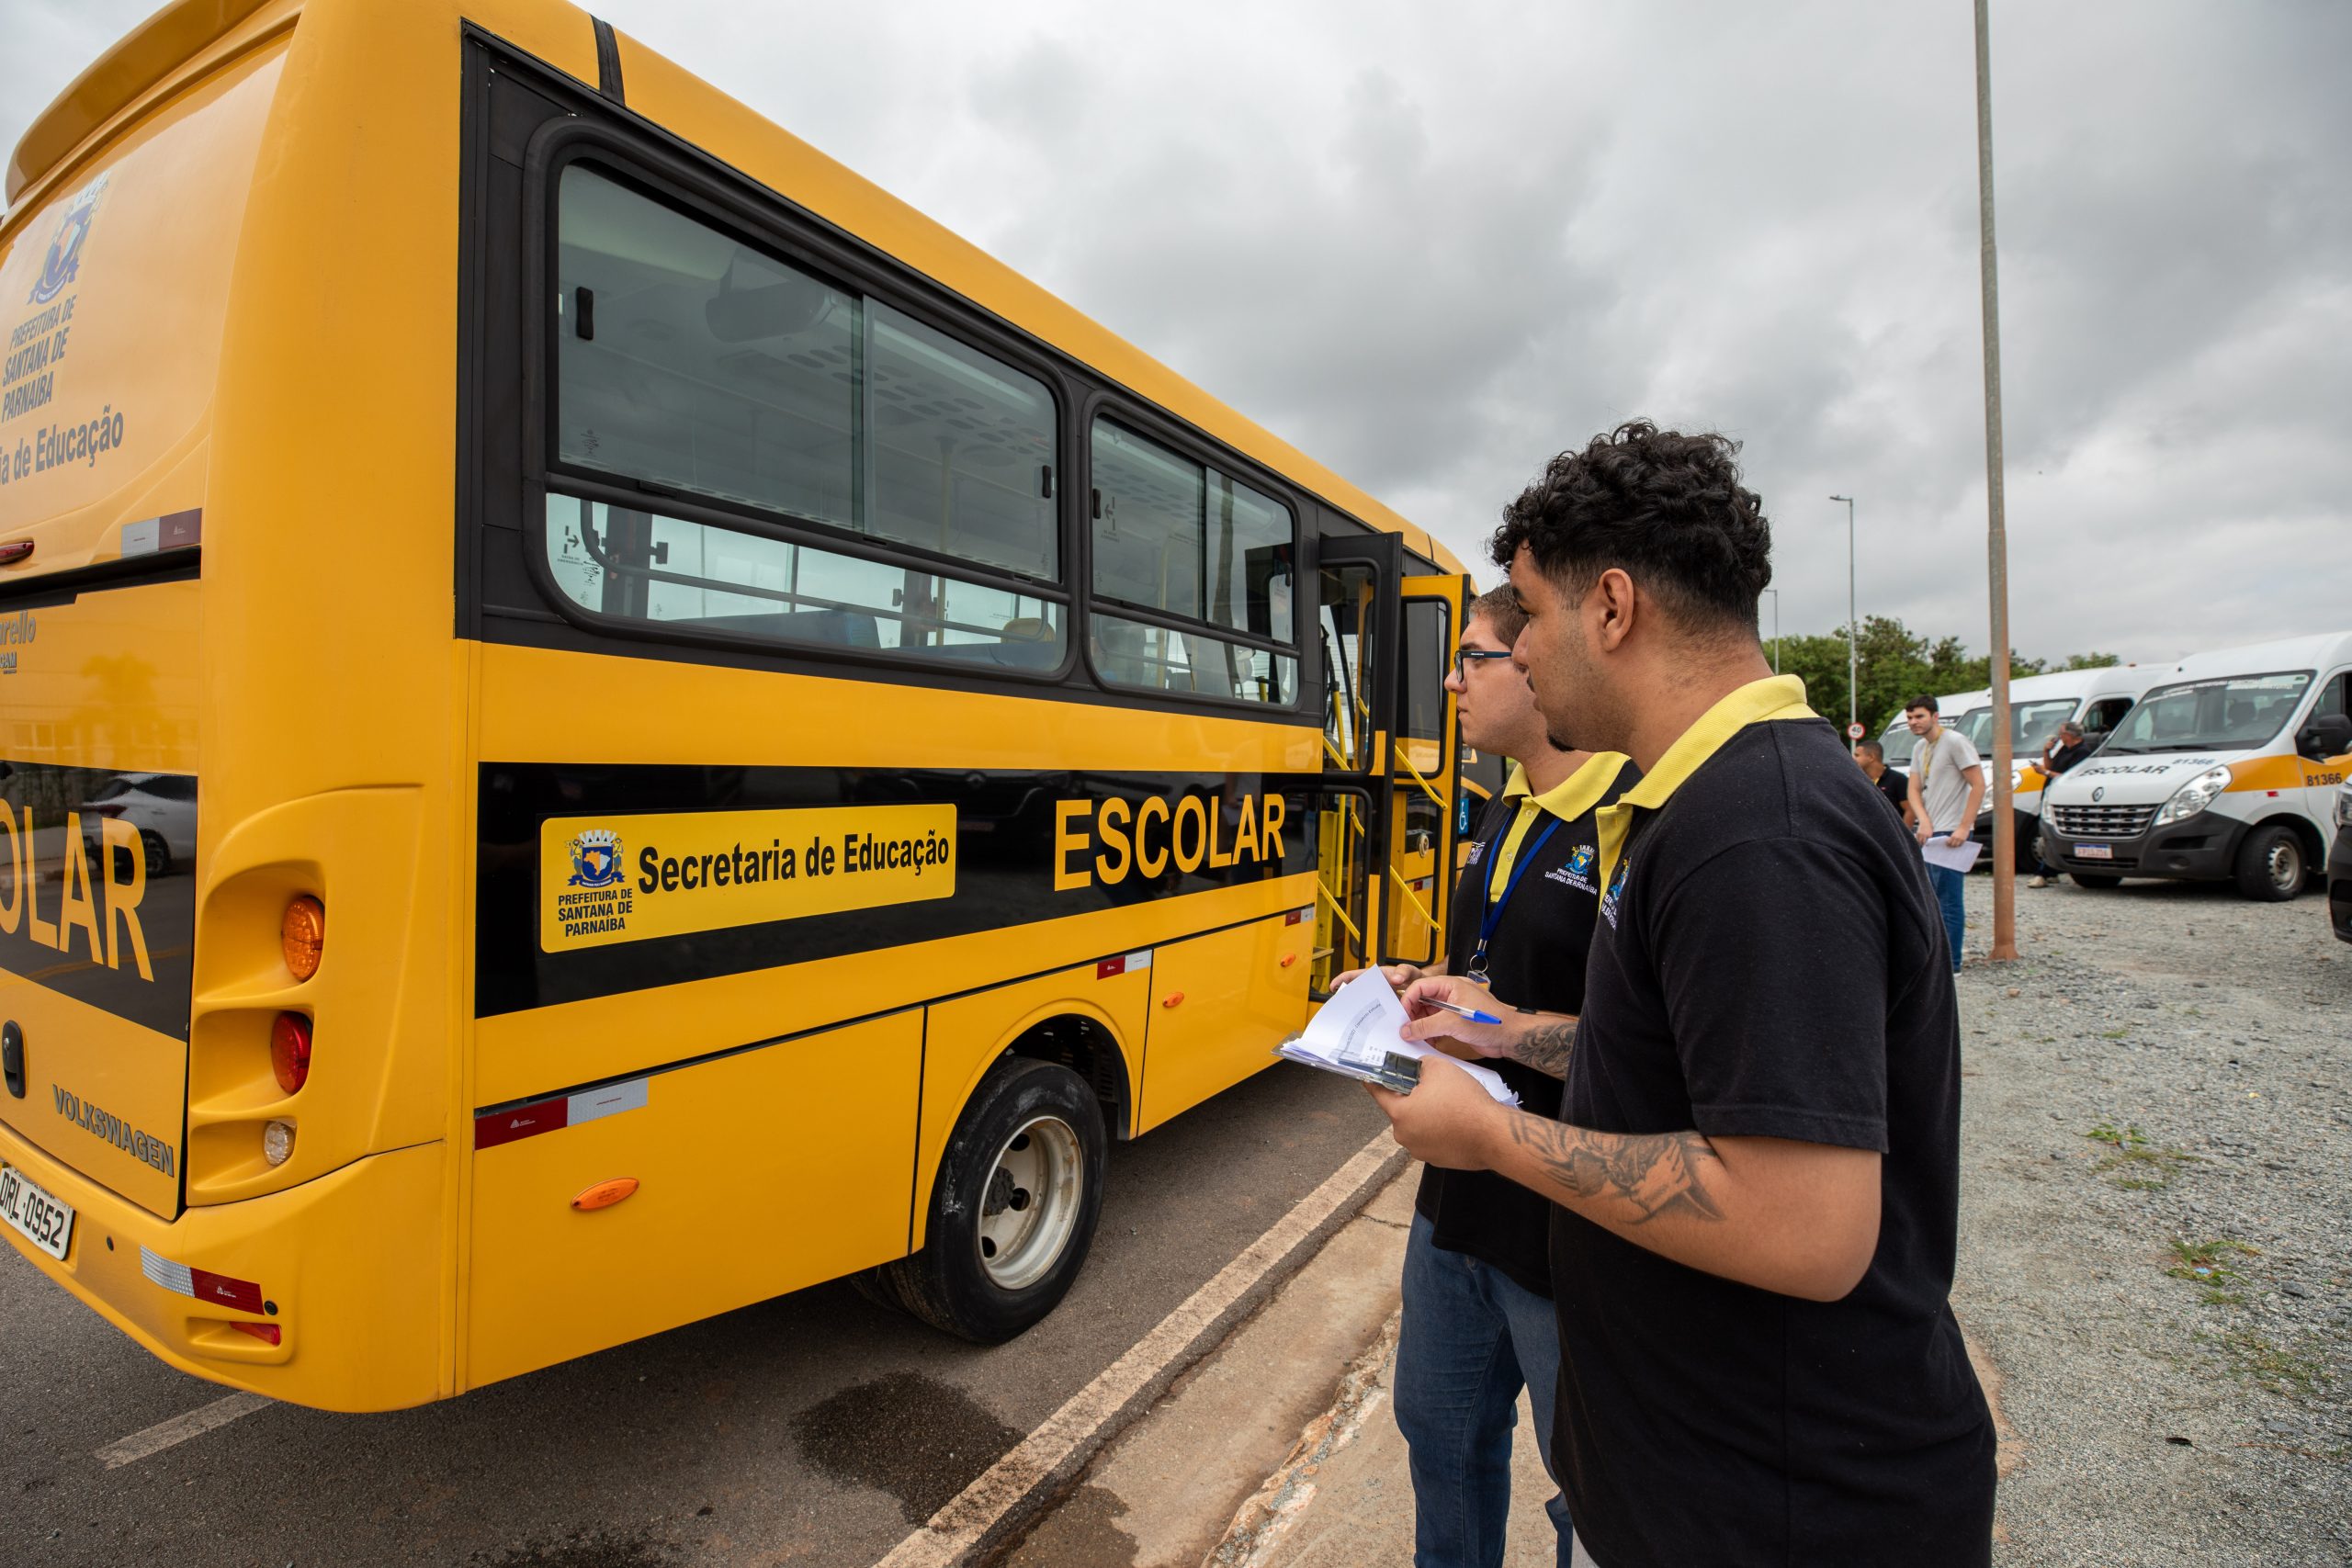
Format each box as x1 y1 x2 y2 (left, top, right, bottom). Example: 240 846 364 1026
1420 998 1503 1026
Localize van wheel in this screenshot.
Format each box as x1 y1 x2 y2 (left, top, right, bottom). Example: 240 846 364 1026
141 829 171 877
2233 824 2304 902
864 1056 1105 1344
2069 873 2121 889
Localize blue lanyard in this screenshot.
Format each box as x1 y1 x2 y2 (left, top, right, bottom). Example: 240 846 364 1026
1466 813 1560 981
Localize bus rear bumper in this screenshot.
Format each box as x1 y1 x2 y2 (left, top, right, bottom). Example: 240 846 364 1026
0 1127 448 1412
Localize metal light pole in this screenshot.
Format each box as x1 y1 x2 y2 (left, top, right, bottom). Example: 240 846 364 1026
1975 0 2018 963
1830 495 1856 750
1760 588 1781 672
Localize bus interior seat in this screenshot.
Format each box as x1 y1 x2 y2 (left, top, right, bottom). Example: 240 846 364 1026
686 608 882 648
1095 620 1157 688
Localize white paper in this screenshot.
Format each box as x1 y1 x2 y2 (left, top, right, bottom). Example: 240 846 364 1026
1275 968 1521 1105
1922 837 1983 874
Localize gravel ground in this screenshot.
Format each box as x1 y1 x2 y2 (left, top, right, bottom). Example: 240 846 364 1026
1951 869 2352 1565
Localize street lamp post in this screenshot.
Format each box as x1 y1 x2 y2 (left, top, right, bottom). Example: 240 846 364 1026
1760 588 1780 672
1829 494 1856 750
1975 0 2019 963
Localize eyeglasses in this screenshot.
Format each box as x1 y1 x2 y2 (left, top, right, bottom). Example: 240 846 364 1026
1452 648 1515 678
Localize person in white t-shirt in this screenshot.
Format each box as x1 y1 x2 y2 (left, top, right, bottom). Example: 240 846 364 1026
1904 696 1985 973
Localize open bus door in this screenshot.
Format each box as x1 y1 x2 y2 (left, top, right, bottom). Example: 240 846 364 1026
1385 573 1471 967
1312 529 1398 995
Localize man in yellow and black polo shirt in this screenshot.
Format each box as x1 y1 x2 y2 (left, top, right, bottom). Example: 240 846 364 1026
1378 422 1995 1568
1338 583 1631 1567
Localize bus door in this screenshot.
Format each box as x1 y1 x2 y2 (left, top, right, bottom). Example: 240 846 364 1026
1385 575 1471 966
1312 530 1399 994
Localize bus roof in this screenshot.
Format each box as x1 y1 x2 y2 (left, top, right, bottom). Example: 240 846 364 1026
7 0 1469 580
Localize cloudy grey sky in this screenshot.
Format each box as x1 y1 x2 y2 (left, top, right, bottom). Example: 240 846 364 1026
6 1 2346 664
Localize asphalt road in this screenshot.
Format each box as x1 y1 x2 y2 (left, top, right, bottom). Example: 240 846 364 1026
1 1060 1388 1568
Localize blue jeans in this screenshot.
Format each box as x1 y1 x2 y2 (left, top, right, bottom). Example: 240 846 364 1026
1926 852 1967 969
1395 1211 1573 1568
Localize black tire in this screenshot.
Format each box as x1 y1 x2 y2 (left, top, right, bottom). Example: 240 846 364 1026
2069 873 2121 889
865 1056 1105 1344
2233 823 2304 902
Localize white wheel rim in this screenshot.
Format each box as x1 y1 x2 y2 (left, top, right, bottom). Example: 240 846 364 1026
977 1114 1083 1292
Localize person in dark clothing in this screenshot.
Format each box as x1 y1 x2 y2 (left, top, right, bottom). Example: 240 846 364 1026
1371 421 1995 1568
1853 738 1914 829
2028 720 2094 886
1335 584 1632 1568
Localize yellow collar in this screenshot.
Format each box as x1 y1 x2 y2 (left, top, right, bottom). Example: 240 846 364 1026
1594 674 1817 892
1505 752 1635 823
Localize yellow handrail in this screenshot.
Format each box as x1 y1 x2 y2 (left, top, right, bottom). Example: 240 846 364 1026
1386 866 1442 942
1315 875 1364 944
1391 743 1448 812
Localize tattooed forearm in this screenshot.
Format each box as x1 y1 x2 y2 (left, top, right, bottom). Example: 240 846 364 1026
1501 1114 1724 1224
1508 1018 1577 1078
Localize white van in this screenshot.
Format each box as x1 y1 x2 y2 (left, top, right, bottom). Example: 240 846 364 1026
1967 664 2166 868
2040 632 2352 899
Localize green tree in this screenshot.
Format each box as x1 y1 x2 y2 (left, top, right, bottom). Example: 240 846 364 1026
1770 615 2114 738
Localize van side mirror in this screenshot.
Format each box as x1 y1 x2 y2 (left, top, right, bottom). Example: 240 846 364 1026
2298 714 2352 761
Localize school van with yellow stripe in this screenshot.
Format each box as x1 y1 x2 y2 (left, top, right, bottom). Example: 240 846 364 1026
2041 633 2352 899
0 0 1475 1410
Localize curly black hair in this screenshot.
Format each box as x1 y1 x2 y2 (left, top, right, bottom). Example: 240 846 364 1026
1490 420 1772 637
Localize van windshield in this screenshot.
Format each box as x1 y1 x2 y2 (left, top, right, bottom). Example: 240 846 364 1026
2102 671 2312 753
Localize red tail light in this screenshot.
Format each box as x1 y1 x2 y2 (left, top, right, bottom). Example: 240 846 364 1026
231 1321 281 1346
270 1012 312 1094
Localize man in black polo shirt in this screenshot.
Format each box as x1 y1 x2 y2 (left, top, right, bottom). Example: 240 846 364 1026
1377 422 1995 1567
2028 721 2092 886
1854 737 1915 829
1339 585 1631 1567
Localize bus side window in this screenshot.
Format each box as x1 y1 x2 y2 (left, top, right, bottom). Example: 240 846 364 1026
1088 417 1298 705
545 164 1068 664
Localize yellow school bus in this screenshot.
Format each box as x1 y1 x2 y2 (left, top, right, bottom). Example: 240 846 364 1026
0 0 1471 1411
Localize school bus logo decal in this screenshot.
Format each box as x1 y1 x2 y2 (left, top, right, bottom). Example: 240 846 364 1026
567 828 625 889
29 176 105 307
540 805 956 953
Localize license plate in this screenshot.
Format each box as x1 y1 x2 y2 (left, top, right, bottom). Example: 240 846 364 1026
2075 842 2114 861
0 1162 74 1261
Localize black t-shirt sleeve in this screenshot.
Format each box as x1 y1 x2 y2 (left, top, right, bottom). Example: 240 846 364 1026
1646 837 1891 1152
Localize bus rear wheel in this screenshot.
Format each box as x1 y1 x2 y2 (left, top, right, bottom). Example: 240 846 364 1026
2233 824 2304 902
865 1056 1105 1344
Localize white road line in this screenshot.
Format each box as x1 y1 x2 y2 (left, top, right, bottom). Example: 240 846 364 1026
95 1391 270 1470
876 1128 1404 1568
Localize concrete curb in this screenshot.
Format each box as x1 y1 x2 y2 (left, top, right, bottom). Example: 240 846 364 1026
1205 1306 1404 1567
876 1131 1412 1568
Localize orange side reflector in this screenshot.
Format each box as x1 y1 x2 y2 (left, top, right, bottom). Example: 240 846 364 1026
282 896 326 981
571 1177 639 1212
1160 991 1185 1009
